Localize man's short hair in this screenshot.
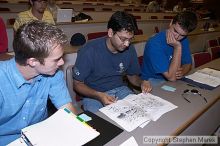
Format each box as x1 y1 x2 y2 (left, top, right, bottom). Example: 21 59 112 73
13 20 67 65
107 11 138 34
172 11 198 33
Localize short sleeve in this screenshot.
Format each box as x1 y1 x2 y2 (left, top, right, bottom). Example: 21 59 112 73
49 70 72 108
72 47 93 82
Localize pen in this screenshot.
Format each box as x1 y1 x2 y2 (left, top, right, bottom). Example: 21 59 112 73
203 97 208 103
183 97 191 103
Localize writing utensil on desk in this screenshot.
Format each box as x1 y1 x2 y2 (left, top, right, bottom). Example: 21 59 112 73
183 97 191 103
203 97 208 103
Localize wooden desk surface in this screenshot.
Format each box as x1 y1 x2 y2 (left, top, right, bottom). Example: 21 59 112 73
96 58 220 146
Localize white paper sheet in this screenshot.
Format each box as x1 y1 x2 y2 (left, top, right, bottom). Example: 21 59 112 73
186 68 220 87
21 109 99 146
119 136 138 146
100 93 177 132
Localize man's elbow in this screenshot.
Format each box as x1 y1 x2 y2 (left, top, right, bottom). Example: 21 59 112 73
167 77 177 82
164 74 177 82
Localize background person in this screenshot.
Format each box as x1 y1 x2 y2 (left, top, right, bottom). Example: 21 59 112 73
73 11 152 113
0 21 76 145
13 0 55 32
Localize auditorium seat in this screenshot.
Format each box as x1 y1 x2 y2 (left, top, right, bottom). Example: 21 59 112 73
207 46 220 60
163 16 174 19
83 8 95 11
138 56 144 65
154 26 159 33
151 16 158 19
206 39 218 48
0 7 10 11
192 52 211 68
87 31 108 40
7 18 15 25
102 8 112 11
134 16 141 20
66 65 83 113
135 29 143 35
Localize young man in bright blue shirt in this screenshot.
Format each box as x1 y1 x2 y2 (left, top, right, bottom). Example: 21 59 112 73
0 21 76 145
141 11 198 86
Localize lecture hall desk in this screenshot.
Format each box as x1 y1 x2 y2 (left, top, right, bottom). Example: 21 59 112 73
96 58 220 146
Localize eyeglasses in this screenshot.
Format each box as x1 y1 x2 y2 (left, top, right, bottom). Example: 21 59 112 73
172 26 187 38
115 33 134 44
181 89 207 103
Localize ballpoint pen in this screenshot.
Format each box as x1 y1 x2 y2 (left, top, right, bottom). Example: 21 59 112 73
203 97 208 103
183 97 191 103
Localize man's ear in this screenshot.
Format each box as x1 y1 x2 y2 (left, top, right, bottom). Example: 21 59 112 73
107 28 114 38
27 58 39 67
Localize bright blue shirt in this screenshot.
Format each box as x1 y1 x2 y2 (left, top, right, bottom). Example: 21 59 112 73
73 37 140 92
141 31 192 80
0 58 72 145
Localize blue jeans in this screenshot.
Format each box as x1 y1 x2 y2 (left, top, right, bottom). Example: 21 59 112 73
83 86 133 113
148 78 166 87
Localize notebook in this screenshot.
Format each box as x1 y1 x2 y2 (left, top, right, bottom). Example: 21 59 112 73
56 9 73 23
21 108 100 146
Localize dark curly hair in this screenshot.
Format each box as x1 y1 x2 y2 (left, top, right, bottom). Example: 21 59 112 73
107 11 138 34
172 11 198 33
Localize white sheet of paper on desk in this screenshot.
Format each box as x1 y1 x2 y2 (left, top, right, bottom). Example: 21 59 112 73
186 68 220 87
119 136 138 146
21 109 99 146
99 93 177 132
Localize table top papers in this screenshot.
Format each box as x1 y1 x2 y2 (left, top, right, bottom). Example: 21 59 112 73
185 68 220 88
21 108 100 146
99 93 177 132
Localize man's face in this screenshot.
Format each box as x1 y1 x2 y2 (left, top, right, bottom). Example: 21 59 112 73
35 44 64 76
31 0 47 14
110 30 134 52
169 23 188 41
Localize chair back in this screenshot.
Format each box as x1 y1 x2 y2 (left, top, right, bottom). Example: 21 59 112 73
207 46 220 60
138 56 144 66
66 65 83 112
135 29 143 35
192 52 211 68
206 39 218 48
87 31 108 40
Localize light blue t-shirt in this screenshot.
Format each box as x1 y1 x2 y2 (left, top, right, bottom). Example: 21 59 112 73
141 31 192 80
0 58 72 145
73 37 140 92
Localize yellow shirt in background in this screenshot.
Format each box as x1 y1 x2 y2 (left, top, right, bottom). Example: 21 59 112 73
13 9 55 31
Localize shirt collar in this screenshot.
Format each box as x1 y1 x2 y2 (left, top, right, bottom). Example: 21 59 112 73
9 58 42 88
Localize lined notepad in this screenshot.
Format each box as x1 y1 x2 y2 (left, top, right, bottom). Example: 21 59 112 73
21 108 100 146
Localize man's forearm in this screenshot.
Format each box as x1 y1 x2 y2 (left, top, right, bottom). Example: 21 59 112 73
164 46 182 81
73 80 101 101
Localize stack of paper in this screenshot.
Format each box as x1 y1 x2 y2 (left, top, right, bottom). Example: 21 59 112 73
99 93 177 132
21 108 100 146
185 68 220 87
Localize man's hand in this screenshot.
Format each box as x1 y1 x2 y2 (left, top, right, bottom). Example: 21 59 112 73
141 80 152 93
166 29 181 49
176 67 184 79
97 92 117 106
